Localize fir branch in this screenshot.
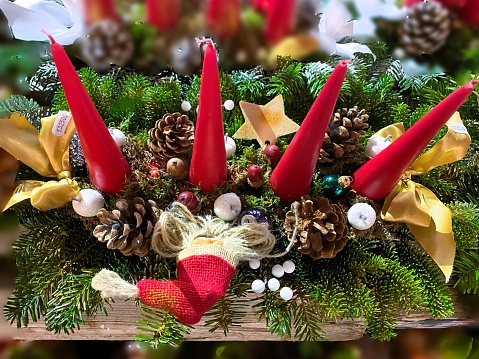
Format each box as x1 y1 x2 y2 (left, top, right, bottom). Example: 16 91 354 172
0 95 41 128
136 304 191 348
453 250 479 294
253 290 292 339
449 202 479 249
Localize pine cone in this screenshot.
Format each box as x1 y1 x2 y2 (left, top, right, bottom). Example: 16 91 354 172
284 195 349 259
148 113 195 162
93 197 161 256
319 107 369 163
399 1 451 55
79 19 134 71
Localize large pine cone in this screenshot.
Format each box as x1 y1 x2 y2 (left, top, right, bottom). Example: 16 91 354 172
148 112 195 162
319 107 369 163
399 1 451 55
79 19 134 71
93 197 161 256
284 196 349 259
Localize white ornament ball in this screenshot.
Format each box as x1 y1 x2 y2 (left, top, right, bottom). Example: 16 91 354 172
249 259 261 270
224 134 236 159
181 101 192 112
272 264 285 278
347 203 377 230
282 260 295 274
224 100 235 111
251 279 265 293
72 189 105 217
214 193 242 221
280 287 294 301
109 128 126 147
267 278 280 291
364 135 392 158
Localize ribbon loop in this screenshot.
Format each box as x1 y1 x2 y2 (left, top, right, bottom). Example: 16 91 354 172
0 113 79 211
378 112 470 281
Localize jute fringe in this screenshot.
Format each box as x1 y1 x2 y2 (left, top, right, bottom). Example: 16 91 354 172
91 269 139 299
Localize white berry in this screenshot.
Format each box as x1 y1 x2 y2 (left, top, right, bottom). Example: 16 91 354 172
280 287 293 301
181 101 192 112
72 189 105 217
272 264 284 278
364 135 392 158
224 134 236 159
282 260 295 274
347 203 376 230
249 259 261 269
251 279 265 293
214 193 242 221
267 278 280 291
109 128 126 147
224 100 235 111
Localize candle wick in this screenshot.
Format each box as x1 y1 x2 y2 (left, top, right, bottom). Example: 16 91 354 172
359 214 368 220
71 197 81 202
40 29 55 44
195 37 213 47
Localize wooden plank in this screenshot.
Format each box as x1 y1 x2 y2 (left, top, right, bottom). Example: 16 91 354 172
0 286 475 341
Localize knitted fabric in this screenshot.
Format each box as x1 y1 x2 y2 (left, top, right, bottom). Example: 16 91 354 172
137 244 237 324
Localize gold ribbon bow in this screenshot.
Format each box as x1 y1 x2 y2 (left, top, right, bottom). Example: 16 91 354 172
378 112 470 281
0 113 79 211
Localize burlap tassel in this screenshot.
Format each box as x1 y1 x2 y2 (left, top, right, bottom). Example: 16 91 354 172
91 269 139 299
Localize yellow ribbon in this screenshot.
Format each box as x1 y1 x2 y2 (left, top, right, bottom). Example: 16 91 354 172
0 113 80 211
378 112 470 281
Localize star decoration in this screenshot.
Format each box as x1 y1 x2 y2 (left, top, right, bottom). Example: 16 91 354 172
234 95 299 146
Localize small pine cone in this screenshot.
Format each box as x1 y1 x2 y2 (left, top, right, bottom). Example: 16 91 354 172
79 19 134 71
93 197 161 256
284 195 349 259
148 113 194 162
399 1 451 56
319 107 369 163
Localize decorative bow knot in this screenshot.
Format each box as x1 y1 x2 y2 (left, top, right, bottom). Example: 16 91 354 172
378 112 470 281
0 112 80 211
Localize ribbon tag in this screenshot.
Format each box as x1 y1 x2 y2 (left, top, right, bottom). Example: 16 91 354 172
379 112 471 281
52 111 72 137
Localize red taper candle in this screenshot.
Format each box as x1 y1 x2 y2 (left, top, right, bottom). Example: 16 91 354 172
188 40 227 192
270 60 349 203
146 0 180 31
206 0 241 39
82 0 119 26
265 0 297 44
45 32 131 193
352 80 479 200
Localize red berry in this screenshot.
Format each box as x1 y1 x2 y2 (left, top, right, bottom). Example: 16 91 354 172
177 191 198 211
149 163 160 178
262 144 281 164
247 165 264 184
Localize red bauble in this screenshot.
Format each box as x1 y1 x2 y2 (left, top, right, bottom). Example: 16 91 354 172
262 144 281 164
150 163 160 178
247 165 264 186
177 191 198 211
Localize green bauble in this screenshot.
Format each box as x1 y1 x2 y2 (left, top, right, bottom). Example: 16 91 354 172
322 174 345 197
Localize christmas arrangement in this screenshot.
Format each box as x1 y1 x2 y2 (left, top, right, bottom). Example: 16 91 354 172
1 0 479 349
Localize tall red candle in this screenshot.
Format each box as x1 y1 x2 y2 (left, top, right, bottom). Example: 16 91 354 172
45 32 131 193
265 0 296 44
82 0 119 26
206 0 241 39
188 40 227 192
146 0 180 31
352 80 479 200
270 60 349 203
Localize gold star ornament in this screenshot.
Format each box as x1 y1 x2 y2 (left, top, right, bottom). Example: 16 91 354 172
233 95 299 146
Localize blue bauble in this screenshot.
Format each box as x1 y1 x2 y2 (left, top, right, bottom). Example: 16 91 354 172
322 174 345 197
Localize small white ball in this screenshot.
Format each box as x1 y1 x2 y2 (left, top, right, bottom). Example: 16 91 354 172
251 279 265 293
282 260 295 274
271 264 285 278
224 135 236 159
224 100 235 111
364 135 392 158
214 193 242 221
347 203 377 230
109 128 126 147
181 101 192 112
267 278 280 291
72 189 105 217
280 287 294 301
249 259 261 270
